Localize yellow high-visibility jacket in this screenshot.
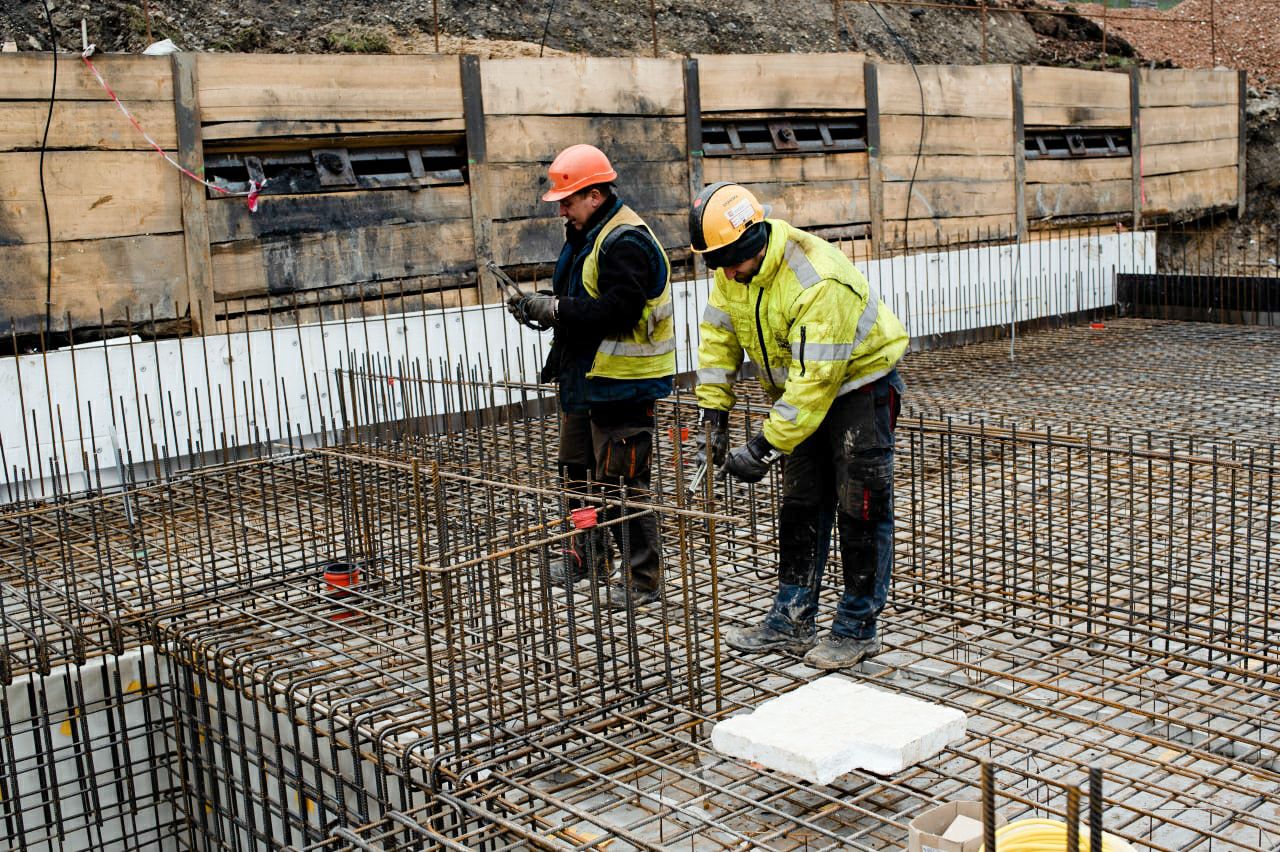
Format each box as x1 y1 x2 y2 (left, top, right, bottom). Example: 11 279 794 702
695 219 909 453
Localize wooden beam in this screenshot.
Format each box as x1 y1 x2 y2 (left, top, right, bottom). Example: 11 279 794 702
1013 65 1027 241
0 54 173 101
1142 166 1238 215
878 115 1012 157
864 62 884 254
1138 104 1238 146
695 53 866 112
172 53 214 335
683 57 704 281
479 57 684 116
0 100 178 151
703 152 869 184
877 65 1013 119
1141 138 1239 177
1137 68 1239 108
200 118 465 145
461 54 497 304
1026 158 1132 184
484 115 686 163
1027 179 1133 220
879 155 1011 183
1130 67 1141 229
1237 69 1247 217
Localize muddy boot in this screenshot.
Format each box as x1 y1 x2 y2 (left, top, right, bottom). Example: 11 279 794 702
605 583 659 610
722 621 817 654
803 635 882 670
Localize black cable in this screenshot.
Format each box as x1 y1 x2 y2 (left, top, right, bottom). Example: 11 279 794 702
867 2 925 237
539 0 557 57
39 0 57 344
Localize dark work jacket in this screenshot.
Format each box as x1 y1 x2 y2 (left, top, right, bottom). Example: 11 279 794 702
543 195 673 413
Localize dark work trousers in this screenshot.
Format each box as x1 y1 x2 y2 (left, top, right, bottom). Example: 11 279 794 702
763 369 904 640
558 400 662 592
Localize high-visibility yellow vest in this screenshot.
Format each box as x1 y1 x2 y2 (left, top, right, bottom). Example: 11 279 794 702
695 219 909 453
580 206 676 381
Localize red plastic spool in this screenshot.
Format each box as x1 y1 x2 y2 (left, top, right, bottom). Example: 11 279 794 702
571 507 599 529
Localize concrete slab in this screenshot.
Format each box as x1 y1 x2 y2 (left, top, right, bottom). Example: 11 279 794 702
710 675 968 784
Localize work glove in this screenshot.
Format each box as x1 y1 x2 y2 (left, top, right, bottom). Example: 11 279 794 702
721 432 782 484
693 408 730 468
505 291 557 329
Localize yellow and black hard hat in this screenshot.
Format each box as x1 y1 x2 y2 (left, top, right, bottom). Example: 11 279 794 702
689 182 771 268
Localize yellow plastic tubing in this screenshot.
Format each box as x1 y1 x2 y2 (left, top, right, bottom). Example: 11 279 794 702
978 818 1138 852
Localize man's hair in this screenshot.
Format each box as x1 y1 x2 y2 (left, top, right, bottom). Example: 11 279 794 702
577 182 616 201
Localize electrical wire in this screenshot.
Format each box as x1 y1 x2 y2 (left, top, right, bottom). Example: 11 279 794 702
866 1 926 241
539 0 557 57
38 0 57 342
979 818 1138 851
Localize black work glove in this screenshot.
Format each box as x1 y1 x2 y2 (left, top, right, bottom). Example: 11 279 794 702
505 291 557 329
694 408 730 468
721 432 782 484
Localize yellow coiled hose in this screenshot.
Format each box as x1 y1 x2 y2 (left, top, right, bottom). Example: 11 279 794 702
978 818 1137 852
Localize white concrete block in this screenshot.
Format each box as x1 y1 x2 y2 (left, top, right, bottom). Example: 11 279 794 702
710 675 967 784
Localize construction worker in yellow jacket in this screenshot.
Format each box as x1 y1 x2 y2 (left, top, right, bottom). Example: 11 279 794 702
690 182 909 669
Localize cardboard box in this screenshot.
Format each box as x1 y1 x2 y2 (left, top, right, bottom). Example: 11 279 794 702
908 800 1006 852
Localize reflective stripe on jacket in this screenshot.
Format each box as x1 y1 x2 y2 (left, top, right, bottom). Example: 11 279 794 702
581 206 676 381
695 219 909 453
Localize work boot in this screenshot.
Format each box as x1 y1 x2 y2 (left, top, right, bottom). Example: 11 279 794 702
803 635 882 670
721 622 817 655
605 583 659 610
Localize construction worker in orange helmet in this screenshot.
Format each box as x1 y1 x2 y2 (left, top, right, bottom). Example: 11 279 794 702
690 181 910 670
504 144 676 611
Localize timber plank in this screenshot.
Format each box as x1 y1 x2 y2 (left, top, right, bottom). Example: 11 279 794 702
0 100 177 151
0 151 182 242
195 54 463 122
478 161 689 222
484 115 687 163
877 65 1013 119
703 152 868 184
879 115 1013 156
1025 157 1132 184
740 180 870 228
1139 105 1237 146
883 214 1016 249
0 234 185 331
1142 166 1237 214
1138 69 1239 108
1021 66 1129 111
1022 104 1129 128
695 53 866 111
1141 138 1239 176
1027 178 1133 219
200 118 465 144
880 154 1012 183
883 180 1015 220
490 213 686 267
480 57 684 116
172 52 213 335
0 54 173 101
210 219 476 300
207 186 473 244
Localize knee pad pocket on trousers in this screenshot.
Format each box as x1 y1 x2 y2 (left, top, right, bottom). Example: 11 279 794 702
837 454 894 521
597 430 653 482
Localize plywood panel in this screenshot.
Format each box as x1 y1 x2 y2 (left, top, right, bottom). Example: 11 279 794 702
1025 158 1131 184
490 213 687 267
200 118 465 144
0 100 177 151
1142 166 1237 214
0 234 185 331
1138 69 1238 108
1139 105 1237 146
210 219 475 300
1141 138 1239 176
480 57 684 116
1027 179 1132 219
745 180 870 228
1022 66 1129 112
0 151 182 242
207 185 473 244
879 115 1013 156
877 65 1012 119
703 152 869 184
0 54 173 101
695 53 865 112
478 161 689 222
484 115 686 163
880 155 1012 183
883 180 1015 220
196 54 463 122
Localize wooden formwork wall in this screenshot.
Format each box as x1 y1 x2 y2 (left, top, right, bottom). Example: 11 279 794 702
0 52 1247 337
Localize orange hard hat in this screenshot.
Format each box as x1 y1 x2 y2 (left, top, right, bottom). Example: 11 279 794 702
542 144 618 202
